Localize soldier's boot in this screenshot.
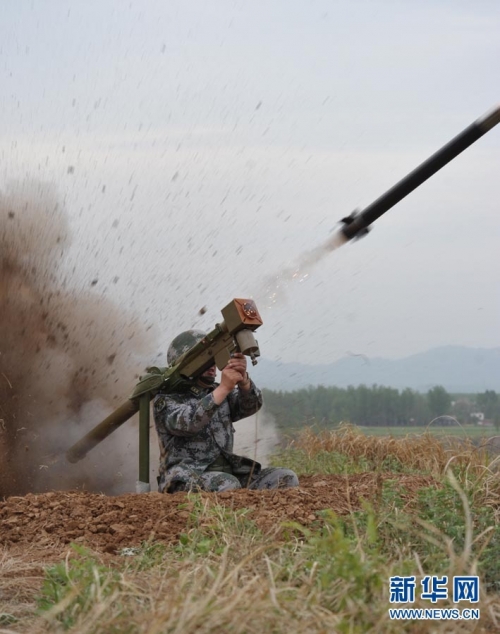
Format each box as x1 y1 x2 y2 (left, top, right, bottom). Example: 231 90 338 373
248 467 299 490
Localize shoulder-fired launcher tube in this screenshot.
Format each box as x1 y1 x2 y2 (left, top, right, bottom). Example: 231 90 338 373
65 298 263 463
340 105 500 241
66 399 140 463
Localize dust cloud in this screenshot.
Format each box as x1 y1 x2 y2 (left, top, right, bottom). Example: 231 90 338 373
0 180 157 497
233 408 282 466
0 180 284 498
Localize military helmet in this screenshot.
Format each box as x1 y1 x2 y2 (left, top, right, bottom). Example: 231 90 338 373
167 329 206 366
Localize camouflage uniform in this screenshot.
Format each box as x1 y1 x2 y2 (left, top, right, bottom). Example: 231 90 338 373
153 379 299 493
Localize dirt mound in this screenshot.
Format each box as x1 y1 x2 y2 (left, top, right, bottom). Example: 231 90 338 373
0 473 435 556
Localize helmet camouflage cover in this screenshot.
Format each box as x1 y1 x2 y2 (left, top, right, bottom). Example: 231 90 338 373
167 329 206 366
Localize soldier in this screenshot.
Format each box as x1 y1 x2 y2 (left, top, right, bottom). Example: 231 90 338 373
153 330 299 493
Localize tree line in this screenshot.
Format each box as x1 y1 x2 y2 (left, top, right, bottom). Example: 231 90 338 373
262 385 500 429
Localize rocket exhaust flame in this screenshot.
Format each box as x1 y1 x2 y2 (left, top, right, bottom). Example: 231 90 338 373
257 230 348 307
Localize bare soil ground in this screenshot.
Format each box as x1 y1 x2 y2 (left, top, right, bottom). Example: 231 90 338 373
1 473 435 558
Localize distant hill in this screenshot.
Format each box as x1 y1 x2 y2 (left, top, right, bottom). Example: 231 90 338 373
252 346 500 393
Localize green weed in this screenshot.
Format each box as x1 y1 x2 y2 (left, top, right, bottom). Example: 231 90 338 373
175 494 263 560
37 545 121 630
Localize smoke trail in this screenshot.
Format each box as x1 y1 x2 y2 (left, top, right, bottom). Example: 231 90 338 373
0 180 157 497
255 229 348 307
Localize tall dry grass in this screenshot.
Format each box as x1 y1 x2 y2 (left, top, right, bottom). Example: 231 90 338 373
288 425 500 523
290 424 494 476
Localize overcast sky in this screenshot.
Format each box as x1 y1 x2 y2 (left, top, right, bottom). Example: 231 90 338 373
1 0 499 368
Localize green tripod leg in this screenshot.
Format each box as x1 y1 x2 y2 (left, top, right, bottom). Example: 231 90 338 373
137 393 151 493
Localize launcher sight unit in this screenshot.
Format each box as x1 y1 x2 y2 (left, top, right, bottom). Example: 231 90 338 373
66 298 263 490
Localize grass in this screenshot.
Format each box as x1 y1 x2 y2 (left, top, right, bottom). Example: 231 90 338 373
4 425 500 633
358 424 498 440
272 424 494 476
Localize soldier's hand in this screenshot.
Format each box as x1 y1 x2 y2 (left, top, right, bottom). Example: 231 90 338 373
213 354 248 404
220 364 245 392
228 352 247 381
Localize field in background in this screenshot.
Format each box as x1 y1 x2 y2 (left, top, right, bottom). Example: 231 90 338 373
2 425 500 633
359 424 498 439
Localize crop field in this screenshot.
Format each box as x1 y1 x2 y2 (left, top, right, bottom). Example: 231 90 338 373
359 424 498 440
1 425 500 633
